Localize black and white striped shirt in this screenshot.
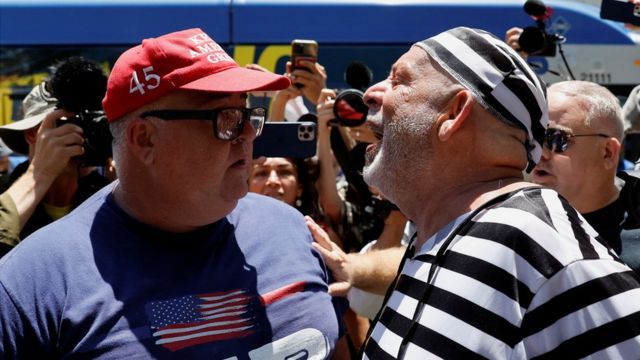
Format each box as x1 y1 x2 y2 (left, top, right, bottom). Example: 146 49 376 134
364 187 640 359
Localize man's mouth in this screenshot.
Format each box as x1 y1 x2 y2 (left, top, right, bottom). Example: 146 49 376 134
533 168 552 180
373 129 383 141
366 122 384 142
366 109 384 141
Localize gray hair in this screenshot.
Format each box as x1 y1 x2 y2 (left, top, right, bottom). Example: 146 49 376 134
109 100 162 154
549 81 624 140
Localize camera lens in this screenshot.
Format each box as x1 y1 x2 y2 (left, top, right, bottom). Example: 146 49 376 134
333 89 367 127
519 27 547 54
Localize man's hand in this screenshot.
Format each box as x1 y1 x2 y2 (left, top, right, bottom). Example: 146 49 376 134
316 89 337 130
505 27 528 60
5 109 84 229
29 109 84 181
306 214 406 296
626 0 640 31
291 61 327 105
305 215 352 297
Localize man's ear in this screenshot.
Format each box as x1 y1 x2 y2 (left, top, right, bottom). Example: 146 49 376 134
24 127 39 146
127 118 157 165
603 137 622 170
437 90 474 141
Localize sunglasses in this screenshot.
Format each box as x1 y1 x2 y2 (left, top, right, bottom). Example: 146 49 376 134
544 128 610 153
141 107 266 141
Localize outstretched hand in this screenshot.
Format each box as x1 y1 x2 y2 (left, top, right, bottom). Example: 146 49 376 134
305 216 352 297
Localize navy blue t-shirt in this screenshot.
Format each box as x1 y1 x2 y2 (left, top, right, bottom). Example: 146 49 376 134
0 182 342 359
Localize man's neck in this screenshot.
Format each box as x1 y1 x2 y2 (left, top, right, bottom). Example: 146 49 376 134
409 176 533 250
576 183 620 215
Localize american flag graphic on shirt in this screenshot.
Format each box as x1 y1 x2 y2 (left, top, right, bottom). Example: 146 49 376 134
147 282 306 352
148 289 256 351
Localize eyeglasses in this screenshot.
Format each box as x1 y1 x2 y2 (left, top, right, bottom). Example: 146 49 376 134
543 127 610 153
141 107 266 141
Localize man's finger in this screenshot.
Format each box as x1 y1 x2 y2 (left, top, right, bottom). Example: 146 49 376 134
328 282 351 297
306 217 333 249
299 60 319 74
311 239 335 261
39 109 73 131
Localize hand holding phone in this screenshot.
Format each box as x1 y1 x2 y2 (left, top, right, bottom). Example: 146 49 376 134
600 0 640 26
291 39 319 89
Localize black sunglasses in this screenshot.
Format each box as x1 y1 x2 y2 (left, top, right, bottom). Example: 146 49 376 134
141 107 266 141
544 127 610 153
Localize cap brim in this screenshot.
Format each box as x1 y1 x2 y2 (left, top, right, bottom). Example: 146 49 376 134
180 67 291 93
0 114 44 155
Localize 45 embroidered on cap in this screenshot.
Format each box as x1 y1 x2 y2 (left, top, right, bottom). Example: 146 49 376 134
102 28 290 122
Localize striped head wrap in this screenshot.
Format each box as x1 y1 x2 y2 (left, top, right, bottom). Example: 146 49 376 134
415 27 548 171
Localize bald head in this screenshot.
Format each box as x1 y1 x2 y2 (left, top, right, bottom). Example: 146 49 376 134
549 81 624 140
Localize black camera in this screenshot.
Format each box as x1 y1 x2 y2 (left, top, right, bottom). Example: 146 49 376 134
55 111 112 167
49 57 112 166
331 89 368 127
330 61 372 127
518 27 564 57
518 0 565 57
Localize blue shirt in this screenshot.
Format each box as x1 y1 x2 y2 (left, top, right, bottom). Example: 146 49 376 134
0 183 341 359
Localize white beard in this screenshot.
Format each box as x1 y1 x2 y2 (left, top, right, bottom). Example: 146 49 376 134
363 103 438 205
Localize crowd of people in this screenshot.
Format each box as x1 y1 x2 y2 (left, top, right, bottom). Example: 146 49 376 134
1 4 640 358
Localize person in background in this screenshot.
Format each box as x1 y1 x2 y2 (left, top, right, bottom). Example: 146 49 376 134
248 156 360 359
249 156 324 220
531 81 634 252
504 26 640 272
0 58 112 256
0 28 343 358
622 84 640 164
0 140 12 182
308 26 640 358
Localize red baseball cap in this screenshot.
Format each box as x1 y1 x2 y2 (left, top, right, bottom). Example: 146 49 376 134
103 28 290 121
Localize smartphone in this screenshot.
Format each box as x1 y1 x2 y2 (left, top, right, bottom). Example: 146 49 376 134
291 39 318 88
253 122 317 159
600 0 640 26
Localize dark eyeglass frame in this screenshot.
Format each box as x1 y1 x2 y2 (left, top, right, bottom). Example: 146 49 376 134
140 107 266 141
544 127 611 153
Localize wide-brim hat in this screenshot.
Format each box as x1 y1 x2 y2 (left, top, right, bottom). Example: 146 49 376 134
0 82 57 155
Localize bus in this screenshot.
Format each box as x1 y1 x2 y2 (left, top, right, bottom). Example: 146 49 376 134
1 0 639 124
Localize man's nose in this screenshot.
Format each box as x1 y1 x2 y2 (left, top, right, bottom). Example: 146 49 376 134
363 80 389 112
245 118 259 141
540 144 553 160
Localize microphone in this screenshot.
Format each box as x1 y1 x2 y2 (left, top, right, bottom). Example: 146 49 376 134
524 0 553 21
345 61 373 92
